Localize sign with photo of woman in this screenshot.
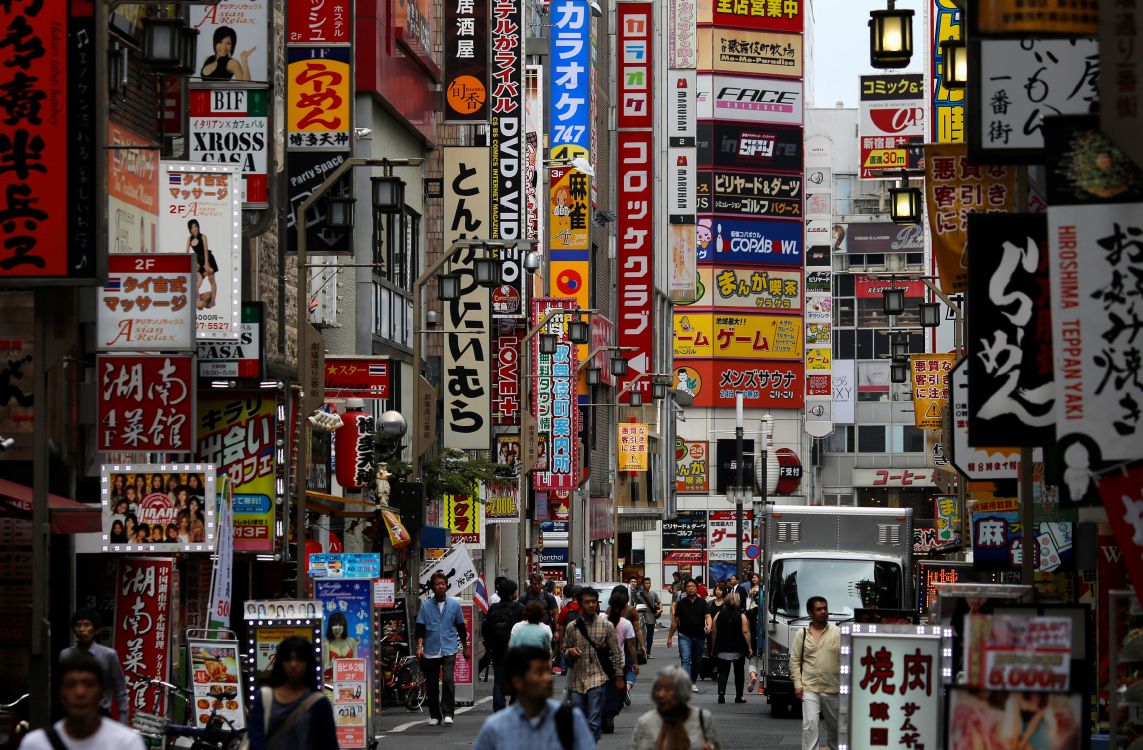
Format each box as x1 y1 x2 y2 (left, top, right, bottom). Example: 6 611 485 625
101 464 217 553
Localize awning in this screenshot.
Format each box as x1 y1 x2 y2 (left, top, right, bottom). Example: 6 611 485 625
0 478 103 534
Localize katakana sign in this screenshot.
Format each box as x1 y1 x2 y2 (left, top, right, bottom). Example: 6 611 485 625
324 356 391 399
97 255 196 352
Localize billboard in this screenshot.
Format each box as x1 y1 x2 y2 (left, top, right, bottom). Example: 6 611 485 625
548 0 591 157
286 46 352 149
97 355 197 454
191 1 269 83
673 359 805 409
674 313 803 360
443 0 489 122
617 130 655 402
531 298 580 491
699 74 804 126
160 162 244 340
698 28 802 78
97 255 197 352
699 170 802 220
189 89 269 205
700 0 805 32
696 217 802 266
102 466 218 553
114 558 175 721
675 438 709 493
698 122 803 172
677 266 802 311
858 74 925 179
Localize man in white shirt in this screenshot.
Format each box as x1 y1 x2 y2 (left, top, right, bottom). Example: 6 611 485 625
21 652 144 749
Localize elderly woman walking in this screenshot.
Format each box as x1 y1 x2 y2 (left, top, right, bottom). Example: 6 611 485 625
631 665 719 750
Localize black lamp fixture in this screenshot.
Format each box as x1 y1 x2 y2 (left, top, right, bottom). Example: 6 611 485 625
890 332 911 360
940 38 968 90
890 358 910 384
539 333 558 355
652 381 668 400
371 176 405 214
586 367 602 386
437 273 461 302
920 301 941 328
175 24 199 76
869 0 915 69
474 256 502 288
141 17 185 69
325 195 356 230
610 355 629 378
568 318 590 346
629 391 644 408
889 175 922 225
882 286 906 316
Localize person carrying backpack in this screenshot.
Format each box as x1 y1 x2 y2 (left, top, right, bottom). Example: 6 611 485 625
472 645 595 750
483 578 525 712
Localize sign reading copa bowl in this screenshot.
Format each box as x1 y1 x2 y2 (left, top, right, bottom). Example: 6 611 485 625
696 218 802 266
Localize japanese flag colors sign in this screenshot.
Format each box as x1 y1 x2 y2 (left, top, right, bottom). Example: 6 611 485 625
115 557 175 721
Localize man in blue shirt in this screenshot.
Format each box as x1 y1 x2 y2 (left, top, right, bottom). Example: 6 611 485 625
416 571 470 727
472 645 595 750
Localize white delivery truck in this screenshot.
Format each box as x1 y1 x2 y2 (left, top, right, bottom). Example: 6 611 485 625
760 504 913 717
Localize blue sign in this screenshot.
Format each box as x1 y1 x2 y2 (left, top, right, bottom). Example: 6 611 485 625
309 553 382 580
315 578 373 687
537 547 570 565
548 0 591 155
696 217 803 266
971 513 1073 573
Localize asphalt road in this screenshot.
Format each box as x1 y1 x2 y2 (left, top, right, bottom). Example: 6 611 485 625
371 654 811 749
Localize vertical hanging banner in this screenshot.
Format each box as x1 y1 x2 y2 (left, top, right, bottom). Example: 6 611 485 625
617 3 654 130
909 353 955 430
115 557 175 722
525 65 545 257
443 148 493 450
930 0 964 144
493 321 523 426
667 0 698 69
1098 461 1143 608
160 162 244 341
189 90 270 206
0 1 97 282
208 478 235 629
286 46 352 150
444 0 490 122
532 298 579 491
617 423 650 471
489 0 526 318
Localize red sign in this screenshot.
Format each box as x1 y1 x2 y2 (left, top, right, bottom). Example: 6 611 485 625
98 255 196 351
674 358 804 409
709 0 804 33
617 4 653 130
531 299 579 491
324 357 391 398
616 130 655 403
0 1 96 280
115 558 174 722
98 355 195 452
493 321 522 425
287 0 351 44
1098 461 1143 609
855 275 926 299
590 315 616 387
590 496 615 542
774 448 803 495
806 373 831 397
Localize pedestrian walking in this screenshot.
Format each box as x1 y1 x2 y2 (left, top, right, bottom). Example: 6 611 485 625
519 573 561 667
790 596 841 750
630 665 719 750
666 579 711 689
483 578 525 712
245 636 338 750
59 609 129 721
745 573 762 656
20 652 144 750
601 589 640 734
472 645 595 750
562 586 625 741
510 599 554 651
416 571 471 727
556 584 583 676
710 592 752 704
632 577 662 657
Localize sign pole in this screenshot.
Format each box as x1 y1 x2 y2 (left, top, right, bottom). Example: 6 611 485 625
735 393 744 577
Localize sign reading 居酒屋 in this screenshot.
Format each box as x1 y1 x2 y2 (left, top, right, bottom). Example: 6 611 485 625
443 0 489 122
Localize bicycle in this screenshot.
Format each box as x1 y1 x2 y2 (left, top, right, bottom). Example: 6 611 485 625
0 694 29 750
376 634 426 711
134 679 245 750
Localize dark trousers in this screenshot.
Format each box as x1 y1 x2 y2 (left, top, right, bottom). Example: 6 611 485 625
491 650 508 711
421 654 457 719
644 622 655 653
717 655 745 699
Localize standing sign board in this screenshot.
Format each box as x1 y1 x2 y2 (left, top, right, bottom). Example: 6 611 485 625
315 579 373 749
115 557 176 723
840 623 945 750
187 640 246 730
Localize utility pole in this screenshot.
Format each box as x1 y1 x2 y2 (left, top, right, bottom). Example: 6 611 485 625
735 393 744 576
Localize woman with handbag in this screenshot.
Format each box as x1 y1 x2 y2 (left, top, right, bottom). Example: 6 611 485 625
245 636 338 750
631 665 719 750
710 593 752 704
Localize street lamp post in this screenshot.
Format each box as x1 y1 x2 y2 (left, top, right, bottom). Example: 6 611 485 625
294 156 421 597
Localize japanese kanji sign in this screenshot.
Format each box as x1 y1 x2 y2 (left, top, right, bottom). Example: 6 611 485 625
323 356 391 398
926 144 1017 293
101 465 218 553
673 359 804 409
840 624 943 750
698 170 802 220
617 423 649 472
288 0 352 44
701 0 803 32
930 0 964 144
950 360 1020 480
909 353 955 430
97 255 196 352
548 165 590 308
668 0 698 68
680 267 802 310
98 355 196 453
286 46 351 149
444 0 489 122
197 394 279 552
698 27 802 78
675 438 709 493
0 0 97 282
114 557 175 722
971 513 1074 572
531 298 580 491
1100 1 1143 172
189 89 269 206
859 74 925 180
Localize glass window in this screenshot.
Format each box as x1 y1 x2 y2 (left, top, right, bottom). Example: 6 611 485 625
874 330 891 359
835 298 855 327
835 328 855 360
858 425 885 452
857 328 874 360
857 297 891 328
822 425 854 453
768 558 903 617
836 273 855 298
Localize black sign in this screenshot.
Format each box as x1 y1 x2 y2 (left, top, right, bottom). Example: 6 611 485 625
806 271 831 293
1043 115 1143 206
286 151 351 254
661 510 707 549
966 213 1055 447
699 122 803 172
846 222 924 254
805 246 831 267
444 0 490 122
698 171 802 220
489 0 526 318
716 438 755 494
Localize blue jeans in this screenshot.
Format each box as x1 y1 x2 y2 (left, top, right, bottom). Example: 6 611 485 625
569 684 607 740
678 634 705 683
491 650 507 711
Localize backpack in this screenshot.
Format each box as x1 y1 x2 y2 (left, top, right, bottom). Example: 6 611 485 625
485 601 522 650
555 703 575 750
563 603 582 629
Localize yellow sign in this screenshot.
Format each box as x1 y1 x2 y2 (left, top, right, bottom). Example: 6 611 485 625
910 353 956 429
698 27 803 77
977 0 1097 34
932 0 965 143
549 164 590 253
806 348 831 371
618 423 649 472
674 313 803 359
679 267 803 310
444 490 482 543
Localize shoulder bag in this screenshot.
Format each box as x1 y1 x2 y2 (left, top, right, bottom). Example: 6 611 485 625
575 618 617 680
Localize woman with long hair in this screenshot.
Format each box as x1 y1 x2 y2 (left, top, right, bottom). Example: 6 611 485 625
150 474 165 495
187 219 219 309
601 588 639 734
632 666 719 750
246 636 337 750
711 592 752 704
200 25 255 81
323 612 359 682
109 519 126 543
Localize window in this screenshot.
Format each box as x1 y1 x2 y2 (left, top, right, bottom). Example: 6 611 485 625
834 298 855 327
823 425 855 453
769 558 903 616
858 425 885 453
834 328 855 360
371 207 417 348
891 425 926 453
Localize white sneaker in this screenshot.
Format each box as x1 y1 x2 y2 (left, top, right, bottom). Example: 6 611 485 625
691 685 700 693
443 716 454 726
427 718 440 726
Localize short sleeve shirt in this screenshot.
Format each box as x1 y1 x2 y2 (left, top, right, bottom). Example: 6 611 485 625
674 596 709 638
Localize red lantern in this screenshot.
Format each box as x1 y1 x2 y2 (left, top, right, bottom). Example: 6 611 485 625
327 531 343 553
335 401 375 489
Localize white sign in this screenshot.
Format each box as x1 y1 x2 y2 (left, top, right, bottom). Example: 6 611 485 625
418 544 479 600
1049 203 1143 462
667 0 697 70
964 613 1073 692
191 0 269 84
833 359 855 425
668 70 697 145
708 513 750 554
374 578 397 608
698 74 803 126
189 89 269 206
841 624 943 750
668 147 696 220
159 161 243 341
97 254 196 351
805 166 831 194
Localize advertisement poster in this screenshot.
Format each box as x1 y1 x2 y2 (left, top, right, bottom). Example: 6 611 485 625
696 217 802 266
252 624 314 680
191 1 269 83
97 255 196 351
963 614 1072 692
332 659 368 748
618 423 649 472
454 603 474 687
678 266 802 311
947 688 1084 750
102 465 217 553
286 46 352 149
315 578 373 688
309 553 381 580
108 123 160 255
675 439 709 493
699 74 803 127
188 640 245 730
114 558 175 722
197 393 277 552
160 162 243 340
189 89 269 205
858 74 925 179
444 490 483 545
673 313 803 360
662 510 708 549
673 359 804 409
698 27 802 78
443 0 488 122
708 510 751 558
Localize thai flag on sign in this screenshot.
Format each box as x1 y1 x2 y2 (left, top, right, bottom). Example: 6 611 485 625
104 278 121 292
474 575 489 615
368 364 386 377
168 173 183 187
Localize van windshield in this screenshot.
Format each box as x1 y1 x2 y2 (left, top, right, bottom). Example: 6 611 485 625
768 558 903 617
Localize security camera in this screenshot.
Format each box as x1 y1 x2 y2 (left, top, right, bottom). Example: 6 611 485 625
523 251 542 273
354 127 373 139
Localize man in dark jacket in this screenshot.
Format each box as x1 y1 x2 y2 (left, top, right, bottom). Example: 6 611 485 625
519 573 560 664
483 579 524 711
